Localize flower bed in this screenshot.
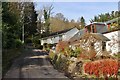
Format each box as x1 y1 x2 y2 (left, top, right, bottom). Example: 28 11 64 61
84 59 119 78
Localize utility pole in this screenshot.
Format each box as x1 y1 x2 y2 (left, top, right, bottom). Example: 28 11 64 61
22 21 24 43
21 2 25 44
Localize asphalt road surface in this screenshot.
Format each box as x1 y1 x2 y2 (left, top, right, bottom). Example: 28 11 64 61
3 48 69 80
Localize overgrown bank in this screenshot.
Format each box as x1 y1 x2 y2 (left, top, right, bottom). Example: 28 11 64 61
48 41 120 79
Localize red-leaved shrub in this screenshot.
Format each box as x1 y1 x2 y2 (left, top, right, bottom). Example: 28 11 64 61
55 41 69 53
84 59 119 78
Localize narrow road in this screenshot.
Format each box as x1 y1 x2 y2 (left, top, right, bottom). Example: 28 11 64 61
3 48 69 80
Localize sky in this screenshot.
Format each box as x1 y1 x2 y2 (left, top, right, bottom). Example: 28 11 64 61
35 2 118 24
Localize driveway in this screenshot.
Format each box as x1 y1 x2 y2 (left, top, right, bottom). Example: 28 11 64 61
3 48 69 80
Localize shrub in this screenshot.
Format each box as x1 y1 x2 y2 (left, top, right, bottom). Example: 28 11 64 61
3 36 16 49
49 50 55 60
77 49 96 59
54 53 68 72
15 39 22 48
54 53 61 69
38 45 43 49
36 45 43 49
70 47 82 57
43 43 48 49
55 41 69 53
25 38 32 43
47 44 53 49
84 59 119 78
46 44 54 52
33 39 40 46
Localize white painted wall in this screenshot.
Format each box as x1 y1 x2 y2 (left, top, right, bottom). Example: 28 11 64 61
62 34 66 40
41 36 59 45
94 41 102 55
41 28 79 45
103 30 120 55
47 38 52 44
41 39 47 45
52 36 59 43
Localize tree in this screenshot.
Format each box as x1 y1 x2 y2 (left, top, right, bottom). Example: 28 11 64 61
105 13 110 20
71 19 75 23
43 5 54 36
36 9 45 38
77 17 85 29
115 11 119 18
2 2 37 48
94 16 99 22
90 11 119 23
98 14 105 22
64 18 69 23
89 19 94 23
2 2 22 48
55 13 65 21
23 2 37 40
36 5 54 37
0 2 2 31
111 11 115 18
80 16 85 28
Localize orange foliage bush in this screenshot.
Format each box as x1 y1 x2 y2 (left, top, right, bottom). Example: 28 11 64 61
84 59 119 78
55 41 69 53
78 49 96 59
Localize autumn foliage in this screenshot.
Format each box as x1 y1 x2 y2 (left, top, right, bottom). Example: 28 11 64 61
78 49 97 59
55 41 69 53
84 59 119 78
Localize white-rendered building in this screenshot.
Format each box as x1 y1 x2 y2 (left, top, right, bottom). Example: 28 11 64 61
40 27 79 45
103 30 120 55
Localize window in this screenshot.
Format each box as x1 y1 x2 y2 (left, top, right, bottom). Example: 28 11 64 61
92 26 95 33
59 35 62 41
102 42 106 51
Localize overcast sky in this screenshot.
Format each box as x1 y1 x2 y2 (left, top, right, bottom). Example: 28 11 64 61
35 2 118 24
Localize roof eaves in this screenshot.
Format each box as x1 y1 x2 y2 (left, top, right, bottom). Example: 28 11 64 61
41 27 76 40
102 29 120 34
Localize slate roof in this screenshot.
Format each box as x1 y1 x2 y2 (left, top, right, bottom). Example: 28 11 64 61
85 22 106 27
102 29 120 34
48 27 75 36
68 32 110 45
42 27 76 39
69 29 85 42
80 33 110 41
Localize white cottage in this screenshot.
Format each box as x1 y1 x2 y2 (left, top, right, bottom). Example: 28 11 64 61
69 32 110 56
103 29 120 55
40 27 79 45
